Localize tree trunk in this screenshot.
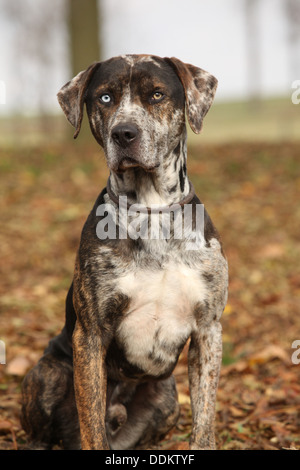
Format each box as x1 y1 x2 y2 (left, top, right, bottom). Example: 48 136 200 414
245 0 261 106
69 0 101 74
68 0 101 140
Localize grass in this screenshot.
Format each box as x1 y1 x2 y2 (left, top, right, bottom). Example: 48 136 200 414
1 96 300 148
189 96 300 144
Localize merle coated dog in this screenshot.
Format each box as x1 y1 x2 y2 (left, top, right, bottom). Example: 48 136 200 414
21 54 228 450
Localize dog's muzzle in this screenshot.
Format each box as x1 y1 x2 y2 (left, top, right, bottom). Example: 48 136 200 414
111 122 159 173
111 122 140 171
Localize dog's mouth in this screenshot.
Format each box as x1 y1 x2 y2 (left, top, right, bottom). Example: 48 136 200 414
116 157 159 173
118 157 140 170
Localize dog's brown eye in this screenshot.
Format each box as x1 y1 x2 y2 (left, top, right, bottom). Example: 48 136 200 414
150 92 164 103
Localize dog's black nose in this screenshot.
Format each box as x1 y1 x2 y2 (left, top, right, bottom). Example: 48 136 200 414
111 123 139 148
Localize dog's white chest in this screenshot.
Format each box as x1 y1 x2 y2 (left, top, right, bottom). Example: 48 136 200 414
116 262 206 376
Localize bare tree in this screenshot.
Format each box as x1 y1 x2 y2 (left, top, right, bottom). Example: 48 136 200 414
245 0 261 103
285 0 300 81
68 0 101 76
67 0 101 140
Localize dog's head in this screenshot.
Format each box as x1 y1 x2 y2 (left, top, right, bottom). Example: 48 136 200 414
57 55 217 173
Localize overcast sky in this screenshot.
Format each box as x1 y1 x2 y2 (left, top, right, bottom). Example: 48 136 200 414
0 0 298 115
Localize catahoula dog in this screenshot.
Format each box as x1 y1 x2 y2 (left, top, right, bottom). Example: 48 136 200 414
21 54 228 450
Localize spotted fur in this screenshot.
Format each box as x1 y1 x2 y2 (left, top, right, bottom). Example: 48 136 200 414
21 54 228 450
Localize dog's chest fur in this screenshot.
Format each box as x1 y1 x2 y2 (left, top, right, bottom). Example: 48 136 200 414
114 250 206 378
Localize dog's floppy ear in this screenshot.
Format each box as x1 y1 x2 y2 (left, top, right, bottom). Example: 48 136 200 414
57 62 100 138
165 57 218 134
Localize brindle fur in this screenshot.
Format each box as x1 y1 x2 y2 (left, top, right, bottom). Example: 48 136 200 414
21 54 228 450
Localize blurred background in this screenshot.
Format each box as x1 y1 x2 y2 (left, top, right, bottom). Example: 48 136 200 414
0 0 300 143
0 0 300 451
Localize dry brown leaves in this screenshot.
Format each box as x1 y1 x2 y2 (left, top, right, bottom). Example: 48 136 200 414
0 142 299 450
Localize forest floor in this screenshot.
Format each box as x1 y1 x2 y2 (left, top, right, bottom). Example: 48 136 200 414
0 141 299 450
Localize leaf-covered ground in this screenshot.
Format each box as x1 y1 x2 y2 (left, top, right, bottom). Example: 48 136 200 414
0 141 299 450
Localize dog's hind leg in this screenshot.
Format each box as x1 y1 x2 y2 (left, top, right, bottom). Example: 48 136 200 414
21 331 80 450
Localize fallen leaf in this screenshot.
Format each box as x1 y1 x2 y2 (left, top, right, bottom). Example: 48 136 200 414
175 442 190 450
6 356 31 376
258 243 285 259
229 406 246 418
247 345 290 367
178 393 190 405
265 388 287 405
167 440 190 450
223 304 233 315
221 360 249 375
0 421 12 433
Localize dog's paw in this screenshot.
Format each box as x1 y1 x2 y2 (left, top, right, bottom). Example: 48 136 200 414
106 403 127 436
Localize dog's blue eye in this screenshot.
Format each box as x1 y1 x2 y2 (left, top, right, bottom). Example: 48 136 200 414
100 94 111 104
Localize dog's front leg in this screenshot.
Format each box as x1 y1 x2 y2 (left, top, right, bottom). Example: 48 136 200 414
188 321 222 450
73 322 109 450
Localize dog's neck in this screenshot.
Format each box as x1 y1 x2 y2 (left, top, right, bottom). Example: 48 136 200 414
108 133 190 208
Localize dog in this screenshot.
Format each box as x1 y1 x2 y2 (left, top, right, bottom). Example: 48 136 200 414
21 54 228 450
